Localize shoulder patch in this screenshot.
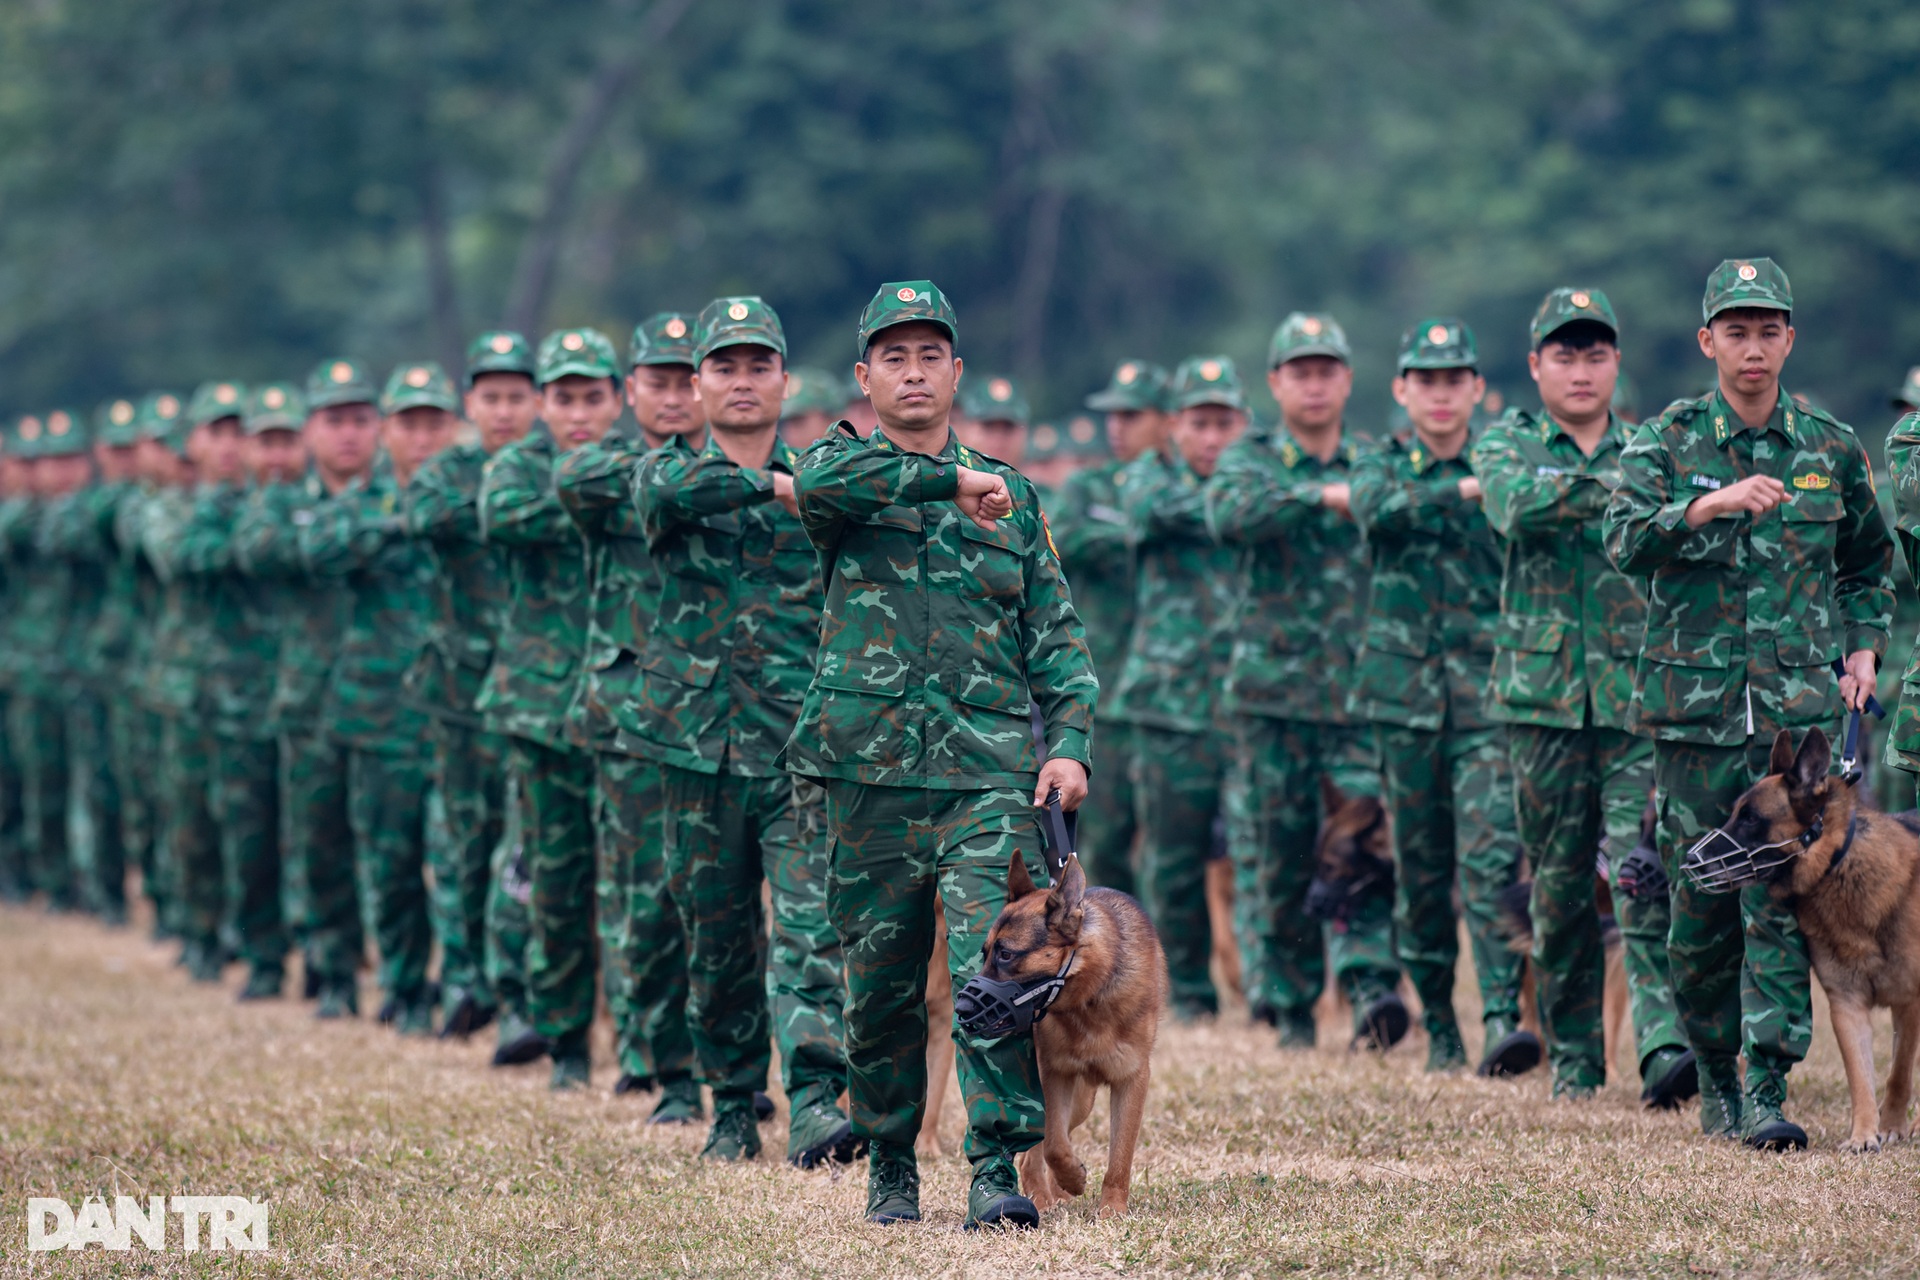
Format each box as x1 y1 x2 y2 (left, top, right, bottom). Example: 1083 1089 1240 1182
1042 511 1058 558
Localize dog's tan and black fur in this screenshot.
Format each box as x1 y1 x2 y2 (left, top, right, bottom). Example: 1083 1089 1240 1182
1724 728 1920 1150
976 853 1167 1217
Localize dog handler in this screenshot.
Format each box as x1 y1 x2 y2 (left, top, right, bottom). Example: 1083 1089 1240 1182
785 281 1098 1228
1603 259 1893 1148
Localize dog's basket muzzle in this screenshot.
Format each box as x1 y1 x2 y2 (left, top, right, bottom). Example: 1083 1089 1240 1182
1682 815 1822 894
954 952 1074 1040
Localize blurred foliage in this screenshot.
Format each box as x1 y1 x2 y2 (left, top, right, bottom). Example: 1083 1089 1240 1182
3 0 1919 432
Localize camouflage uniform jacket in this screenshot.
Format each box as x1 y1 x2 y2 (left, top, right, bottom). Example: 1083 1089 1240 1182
13 499 78 698
1111 449 1237 735
1047 458 1136 723
73 480 144 691
1604 389 1893 746
404 442 510 729
1348 432 1503 732
1206 427 1370 724
302 458 435 753
38 483 119 692
627 432 818 777
1881 413 1920 767
232 471 351 738
172 482 281 741
138 486 213 718
785 422 1097 790
552 427 664 754
0 496 34 692
477 424 589 751
1472 409 1646 731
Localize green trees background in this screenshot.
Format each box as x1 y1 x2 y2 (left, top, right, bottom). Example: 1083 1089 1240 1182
3 0 1918 431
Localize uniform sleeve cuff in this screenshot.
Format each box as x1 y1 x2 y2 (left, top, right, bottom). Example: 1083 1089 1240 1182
1045 728 1092 770
1847 628 1891 663
915 457 960 503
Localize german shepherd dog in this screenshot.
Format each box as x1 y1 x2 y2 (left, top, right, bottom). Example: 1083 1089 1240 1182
1306 778 1411 1050
969 854 1167 1217
1711 728 1920 1151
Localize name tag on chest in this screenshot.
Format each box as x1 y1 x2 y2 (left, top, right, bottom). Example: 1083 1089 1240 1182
1686 474 1723 492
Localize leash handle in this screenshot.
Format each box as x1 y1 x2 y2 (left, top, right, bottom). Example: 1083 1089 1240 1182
1830 659 1883 786
1042 788 1076 877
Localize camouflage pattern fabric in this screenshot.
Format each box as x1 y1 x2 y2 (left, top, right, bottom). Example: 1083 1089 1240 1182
593 751 693 1084
0 691 21 900
347 749 433 1004
1130 725 1227 1012
512 737 598 1044
211 734 284 979
485 770 534 1025
426 723 509 1009
13 492 79 906
661 766 845 1110
158 715 222 964
0 495 28 901
822 780 1046 1168
1375 724 1525 1039
233 473 351 740
1046 457 1137 894
785 424 1097 789
1879 411 1920 776
97 479 156 908
7 694 72 907
280 731 360 988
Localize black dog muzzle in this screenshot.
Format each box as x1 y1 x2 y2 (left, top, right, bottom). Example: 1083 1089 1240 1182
954 951 1075 1040
1682 814 1823 894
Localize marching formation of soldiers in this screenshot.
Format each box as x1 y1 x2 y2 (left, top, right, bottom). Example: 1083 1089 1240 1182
5 259 1920 1225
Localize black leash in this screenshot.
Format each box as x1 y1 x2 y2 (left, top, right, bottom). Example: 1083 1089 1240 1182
1041 788 1076 878
1830 659 1885 786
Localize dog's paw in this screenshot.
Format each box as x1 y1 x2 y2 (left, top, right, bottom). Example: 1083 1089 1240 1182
1876 1128 1907 1148
1095 1194 1130 1220
1049 1154 1087 1197
1843 1134 1883 1154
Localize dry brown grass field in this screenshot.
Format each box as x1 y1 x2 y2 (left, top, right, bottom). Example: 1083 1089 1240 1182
5 902 1920 1278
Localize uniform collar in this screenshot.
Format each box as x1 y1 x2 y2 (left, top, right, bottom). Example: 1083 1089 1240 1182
869 424 964 464
1277 427 1356 470
1406 431 1470 476
1536 408 1628 456
699 429 799 473
1707 387 1797 447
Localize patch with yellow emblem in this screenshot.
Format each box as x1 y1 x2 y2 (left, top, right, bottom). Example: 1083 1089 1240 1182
1042 511 1058 558
1792 472 1832 491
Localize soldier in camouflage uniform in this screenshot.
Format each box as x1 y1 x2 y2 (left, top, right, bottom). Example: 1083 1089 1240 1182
1605 259 1893 1148
478 328 618 1088
629 297 850 1164
1113 356 1246 1019
404 332 537 1048
1207 314 1403 1049
954 374 1029 479
234 359 377 1017
787 281 1098 1229
0 421 29 903
552 313 703 1117
1350 320 1534 1076
303 363 458 1034
1050 361 1167 897
1472 289 1689 1102
1881 366 1920 803
778 366 843 451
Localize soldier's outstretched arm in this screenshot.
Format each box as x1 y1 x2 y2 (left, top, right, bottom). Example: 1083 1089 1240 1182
139 498 190 584
1206 437 1327 544
406 449 482 544
1120 458 1209 542
794 427 960 548
1048 469 1128 565
1601 419 1731 574
171 492 238 576
232 487 301 578
478 444 571 545
553 438 639 536
300 489 398 578
1348 450 1451 542
1471 418 1609 539
637 445 774 547
1837 431 1896 661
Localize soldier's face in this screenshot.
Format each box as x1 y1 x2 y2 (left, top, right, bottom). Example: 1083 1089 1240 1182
857 324 961 432
958 418 1027 467
1172 405 1246 478
247 429 306 484
1699 311 1794 400
382 408 457 483
1104 409 1164 463
36 453 94 496
1529 340 1619 428
779 409 833 450
96 443 138 483
304 402 380 481
464 373 538 455
189 417 247 485
693 346 787 435
626 364 703 446
1268 357 1352 433
1392 368 1484 438
540 376 621 448
135 438 179 486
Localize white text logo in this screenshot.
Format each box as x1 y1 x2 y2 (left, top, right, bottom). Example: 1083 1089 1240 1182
26 1196 270 1252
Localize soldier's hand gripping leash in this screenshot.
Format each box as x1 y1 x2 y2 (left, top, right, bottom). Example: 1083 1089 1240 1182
1683 666 1884 893
952 792 1078 1039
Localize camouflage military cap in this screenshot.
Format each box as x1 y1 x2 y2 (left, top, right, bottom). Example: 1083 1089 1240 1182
465 331 536 386
536 327 620 385
1890 364 1920 411
1703 257 1791 323
857 280 957 355
1168 355 1247 412
781 366 844 417
1085 359 1170 412
96 396 143 448
693 296 787 366
37 407 92 457
960 374 1030 424
306 357 378 410
188 379 247 426
1059 413 1108 457
1529 287 1618 348
1268 312 1352 367
245 382 306 434
135 391 186 441
1397 318 1478 372
380 361 460 415
1028 421 1062 459
12 413 45 459
630 312 698 367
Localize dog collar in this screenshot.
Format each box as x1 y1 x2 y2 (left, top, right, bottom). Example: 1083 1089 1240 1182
1819 815 1859 882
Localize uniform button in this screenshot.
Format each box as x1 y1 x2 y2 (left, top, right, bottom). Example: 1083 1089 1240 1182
935 467 947 476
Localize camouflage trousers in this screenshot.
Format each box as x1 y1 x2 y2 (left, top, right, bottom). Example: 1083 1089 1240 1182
1078 719 1139 897
595 753 694 1085
485 769 533 1023
68 690 127 920
512 738 597 1044
823 780 1046 1167
119 704 165 926
0 692 21 900
279 731 360 986
1654 737 1812 1111
348 748 433 1004
9 694 73 908
426 722 508 1008
661 766 844 1109
1131 726 1228 1012
1376 724 1526 1036
159 716 222 958
211 735 284 978
1509 725 1672 1092
1227 716 1399 1020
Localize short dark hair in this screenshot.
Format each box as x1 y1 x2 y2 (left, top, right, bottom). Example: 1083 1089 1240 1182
1710 306 1791 329
1537 319 1618 354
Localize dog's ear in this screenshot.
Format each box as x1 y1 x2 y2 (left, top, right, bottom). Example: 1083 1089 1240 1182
1789 728 1832 809
1007 851 1040 901
1319 773 1347 817
1769 729 1796 777
1046 855 1087 943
